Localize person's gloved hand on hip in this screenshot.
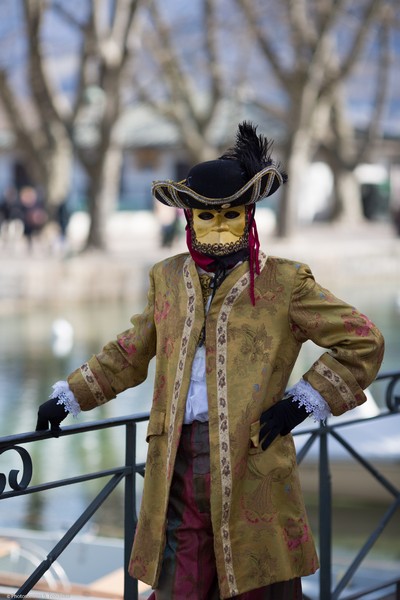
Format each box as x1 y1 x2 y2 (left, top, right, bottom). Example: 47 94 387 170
259 396 309 450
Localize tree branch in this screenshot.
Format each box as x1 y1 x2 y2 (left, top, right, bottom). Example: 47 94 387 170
111 0 141 63
146 1 199 122
286 0 318 59
23 0 65 133
0 69 45 181
324 0 385 91
233 0 290 89
356 11 392 163
203 0 224 123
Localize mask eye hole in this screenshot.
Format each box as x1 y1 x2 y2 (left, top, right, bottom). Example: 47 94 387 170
224 210 241 219
198 211 215 220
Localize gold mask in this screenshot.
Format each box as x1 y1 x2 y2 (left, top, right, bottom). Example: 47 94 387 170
190 206 248 257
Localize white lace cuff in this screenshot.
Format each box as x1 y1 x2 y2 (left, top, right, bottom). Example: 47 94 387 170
50 380 81 417
287 379 331 423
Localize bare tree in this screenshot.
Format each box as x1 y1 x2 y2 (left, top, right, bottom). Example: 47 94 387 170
321 5 393 222
0 0 143 250
130 0 395 233
233 0 390 236
65 0 142 249
132 0 235 164
0 0 395 247
0 0 73 212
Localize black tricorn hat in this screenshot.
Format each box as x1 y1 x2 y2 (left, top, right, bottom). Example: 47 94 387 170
152 121 287 210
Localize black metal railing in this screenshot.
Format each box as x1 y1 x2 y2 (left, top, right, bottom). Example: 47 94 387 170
297 369 400 600
0 371 399 600
0 413 149 599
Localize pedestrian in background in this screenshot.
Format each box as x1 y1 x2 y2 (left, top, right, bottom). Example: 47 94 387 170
19 186 48 247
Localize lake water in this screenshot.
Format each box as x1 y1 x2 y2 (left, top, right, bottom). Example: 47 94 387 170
0 279 399 562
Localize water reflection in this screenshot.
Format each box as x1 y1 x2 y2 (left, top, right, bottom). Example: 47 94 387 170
0 300 155 437
0 282 399 537
0 299 154 534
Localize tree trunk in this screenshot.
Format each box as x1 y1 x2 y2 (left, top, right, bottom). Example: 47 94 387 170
277 128 314 237
331 167 365 223
45 125 73 211
85 143 124 250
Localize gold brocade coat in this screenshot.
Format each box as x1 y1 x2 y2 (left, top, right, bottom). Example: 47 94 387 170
67 252 384 599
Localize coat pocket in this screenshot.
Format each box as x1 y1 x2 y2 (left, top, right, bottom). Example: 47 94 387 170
248 421 295 479
146 410 166 442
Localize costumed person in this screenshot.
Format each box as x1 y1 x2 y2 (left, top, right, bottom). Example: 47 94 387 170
36 122 384 599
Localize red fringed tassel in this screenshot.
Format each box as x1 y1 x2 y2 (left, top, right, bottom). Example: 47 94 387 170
248 212 260 306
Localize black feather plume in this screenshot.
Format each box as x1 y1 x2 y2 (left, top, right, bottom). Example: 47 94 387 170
220 121 288 183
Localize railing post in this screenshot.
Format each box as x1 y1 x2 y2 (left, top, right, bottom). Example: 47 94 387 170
124 421 138 600
319 421 332 600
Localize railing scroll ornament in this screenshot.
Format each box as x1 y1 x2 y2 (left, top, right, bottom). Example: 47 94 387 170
385 372 400 412
0 445 33 495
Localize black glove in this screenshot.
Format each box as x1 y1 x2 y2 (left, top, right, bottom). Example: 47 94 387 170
259 396 309 451
36 398 68 433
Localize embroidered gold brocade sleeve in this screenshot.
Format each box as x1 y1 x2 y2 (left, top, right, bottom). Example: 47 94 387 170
67 268 157 411
289 264 385 416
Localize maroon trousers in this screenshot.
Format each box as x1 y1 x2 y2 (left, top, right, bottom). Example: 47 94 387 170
148 422 302 600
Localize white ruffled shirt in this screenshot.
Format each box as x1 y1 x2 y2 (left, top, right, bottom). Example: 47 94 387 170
183 344 209 423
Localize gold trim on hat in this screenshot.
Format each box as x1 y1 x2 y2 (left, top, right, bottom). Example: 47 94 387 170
152 165 283 208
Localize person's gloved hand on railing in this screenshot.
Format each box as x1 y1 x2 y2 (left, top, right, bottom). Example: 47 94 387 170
259 396 309 451
36 398 68 432
35 381 81 433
